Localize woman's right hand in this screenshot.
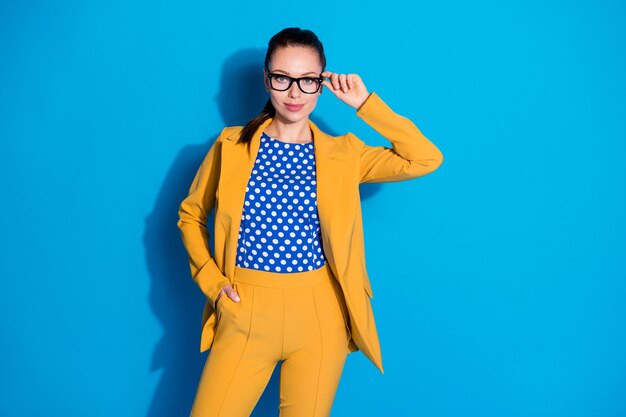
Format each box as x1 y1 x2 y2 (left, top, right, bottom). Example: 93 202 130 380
215 284 241 307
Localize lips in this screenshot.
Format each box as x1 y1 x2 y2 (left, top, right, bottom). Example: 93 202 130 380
284 103 304 112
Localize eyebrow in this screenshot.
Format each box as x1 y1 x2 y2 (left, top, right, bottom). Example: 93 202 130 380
271 69 320 76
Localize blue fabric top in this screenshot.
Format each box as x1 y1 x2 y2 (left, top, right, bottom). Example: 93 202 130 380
235 131 328 273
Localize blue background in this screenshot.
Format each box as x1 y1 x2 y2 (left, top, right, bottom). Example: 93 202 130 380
1 1 624 416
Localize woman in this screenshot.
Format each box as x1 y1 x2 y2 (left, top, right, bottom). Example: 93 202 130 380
178 27 443 417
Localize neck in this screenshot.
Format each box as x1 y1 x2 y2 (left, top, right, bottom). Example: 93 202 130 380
264 116 312 143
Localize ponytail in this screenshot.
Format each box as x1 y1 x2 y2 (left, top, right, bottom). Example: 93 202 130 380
237 98 275 152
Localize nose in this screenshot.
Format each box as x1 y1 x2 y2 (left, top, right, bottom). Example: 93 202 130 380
287 81 301 98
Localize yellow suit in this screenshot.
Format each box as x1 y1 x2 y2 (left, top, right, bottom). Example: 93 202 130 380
177 91 444 374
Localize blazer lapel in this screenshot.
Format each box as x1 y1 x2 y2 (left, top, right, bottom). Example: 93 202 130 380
218 117 347 281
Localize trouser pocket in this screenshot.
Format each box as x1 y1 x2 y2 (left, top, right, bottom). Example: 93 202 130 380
216 282 239 320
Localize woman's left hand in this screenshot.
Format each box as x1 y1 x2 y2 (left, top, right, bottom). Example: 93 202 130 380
321 71 370 110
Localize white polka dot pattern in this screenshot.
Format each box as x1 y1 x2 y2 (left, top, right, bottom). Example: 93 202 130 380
235 132 327 273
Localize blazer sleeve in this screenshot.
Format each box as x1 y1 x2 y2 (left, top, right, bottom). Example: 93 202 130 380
177 128 230 309
346 91 444 183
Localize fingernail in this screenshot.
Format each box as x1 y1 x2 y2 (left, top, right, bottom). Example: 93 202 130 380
235 296 241 302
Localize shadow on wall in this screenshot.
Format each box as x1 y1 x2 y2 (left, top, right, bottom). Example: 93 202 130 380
143 48 383 417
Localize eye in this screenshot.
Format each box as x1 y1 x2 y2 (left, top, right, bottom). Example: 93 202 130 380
302 78 316 85
275 75 289 83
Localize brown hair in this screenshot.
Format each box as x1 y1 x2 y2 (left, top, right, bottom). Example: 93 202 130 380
237 27 326 151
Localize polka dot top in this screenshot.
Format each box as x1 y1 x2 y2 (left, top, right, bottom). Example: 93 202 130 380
235 131 328 273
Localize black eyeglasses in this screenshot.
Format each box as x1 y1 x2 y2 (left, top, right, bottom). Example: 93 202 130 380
265 67 324 94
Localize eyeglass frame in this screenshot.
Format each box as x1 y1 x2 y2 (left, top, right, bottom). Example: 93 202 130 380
265 67 324 94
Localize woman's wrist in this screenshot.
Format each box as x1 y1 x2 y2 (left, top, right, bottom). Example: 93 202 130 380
355 92 373 111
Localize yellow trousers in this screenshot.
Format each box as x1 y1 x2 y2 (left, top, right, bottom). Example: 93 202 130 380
190 263 351 417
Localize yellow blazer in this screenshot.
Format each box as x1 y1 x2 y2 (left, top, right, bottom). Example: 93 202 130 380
177 91 444 374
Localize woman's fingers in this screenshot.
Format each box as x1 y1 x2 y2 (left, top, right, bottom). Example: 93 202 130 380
339 73 348 92
227 286 241 302
322 71 357 93
321 71 369 109
322 71 341 91
217 284 241 303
